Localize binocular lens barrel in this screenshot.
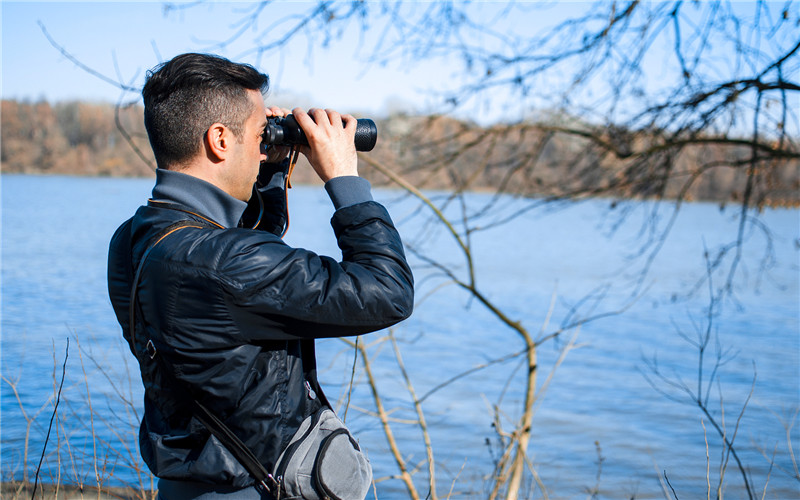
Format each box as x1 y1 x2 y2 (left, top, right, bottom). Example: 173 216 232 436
263 115 378 152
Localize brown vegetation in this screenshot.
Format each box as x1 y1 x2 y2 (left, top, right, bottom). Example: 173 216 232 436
3 99 798 207
366 114 800 208
1 99 153 177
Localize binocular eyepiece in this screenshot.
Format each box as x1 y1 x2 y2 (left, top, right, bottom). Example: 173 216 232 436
262 115 378 152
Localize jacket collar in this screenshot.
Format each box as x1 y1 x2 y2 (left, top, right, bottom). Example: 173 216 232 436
151 168 248 229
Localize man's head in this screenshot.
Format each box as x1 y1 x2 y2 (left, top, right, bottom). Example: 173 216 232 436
142 53 269 171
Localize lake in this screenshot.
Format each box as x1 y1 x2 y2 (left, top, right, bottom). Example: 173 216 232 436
2 174 798 499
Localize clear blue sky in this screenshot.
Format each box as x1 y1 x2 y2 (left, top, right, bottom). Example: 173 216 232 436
1 0 466 117
3 1 795 131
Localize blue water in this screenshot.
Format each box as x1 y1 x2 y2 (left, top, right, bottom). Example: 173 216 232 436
2 174 798 498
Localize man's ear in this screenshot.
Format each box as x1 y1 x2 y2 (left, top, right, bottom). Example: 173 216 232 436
205 123 230 162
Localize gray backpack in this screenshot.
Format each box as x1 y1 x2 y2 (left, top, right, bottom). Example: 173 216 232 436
274 408 372 500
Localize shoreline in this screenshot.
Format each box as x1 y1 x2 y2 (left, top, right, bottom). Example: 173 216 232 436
1 481 154 500
2 171 799 211
6 170 796 209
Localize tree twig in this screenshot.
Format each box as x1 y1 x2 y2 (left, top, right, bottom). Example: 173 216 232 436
32 338 69 500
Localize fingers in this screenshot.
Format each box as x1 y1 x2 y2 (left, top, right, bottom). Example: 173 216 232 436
295 108 356 132
293 108 357 150
291 107 314 131
319 109 355 131
263 106 293 163
263 106 292 164
265 106 291 118
317 108 342 128
291 107 358 182
340 112 357 130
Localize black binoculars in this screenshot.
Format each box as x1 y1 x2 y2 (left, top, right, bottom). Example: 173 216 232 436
262 115 378 152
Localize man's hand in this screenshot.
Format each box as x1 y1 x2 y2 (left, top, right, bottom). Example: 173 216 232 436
264 106 292 164
292 108 358 182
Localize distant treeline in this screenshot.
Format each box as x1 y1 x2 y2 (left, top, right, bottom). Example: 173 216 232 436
2 99 798 206
2 99 154 177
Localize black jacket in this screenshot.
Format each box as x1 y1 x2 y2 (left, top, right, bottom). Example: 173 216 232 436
107 167 413 487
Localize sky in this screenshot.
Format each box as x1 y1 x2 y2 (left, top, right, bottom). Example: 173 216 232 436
0 0 480 118
2 1 796 132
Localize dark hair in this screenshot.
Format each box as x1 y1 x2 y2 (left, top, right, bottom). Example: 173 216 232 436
142 53 269 168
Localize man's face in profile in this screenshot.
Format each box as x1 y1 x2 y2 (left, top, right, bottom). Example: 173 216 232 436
223 90 268 202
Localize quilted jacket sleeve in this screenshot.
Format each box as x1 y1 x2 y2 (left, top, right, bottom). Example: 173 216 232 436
220 200 414 340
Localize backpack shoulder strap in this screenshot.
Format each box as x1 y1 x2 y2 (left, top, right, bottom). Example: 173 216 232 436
127 220 279 495
127 220 207 358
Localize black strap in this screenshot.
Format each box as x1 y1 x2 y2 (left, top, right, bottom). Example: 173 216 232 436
128 220 280 495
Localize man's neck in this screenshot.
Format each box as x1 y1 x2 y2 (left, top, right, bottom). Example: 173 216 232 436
151 169 248 228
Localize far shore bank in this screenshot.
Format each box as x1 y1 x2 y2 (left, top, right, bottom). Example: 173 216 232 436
4 99 798 209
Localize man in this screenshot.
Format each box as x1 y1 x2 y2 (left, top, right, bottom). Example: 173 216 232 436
107 53 414 499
